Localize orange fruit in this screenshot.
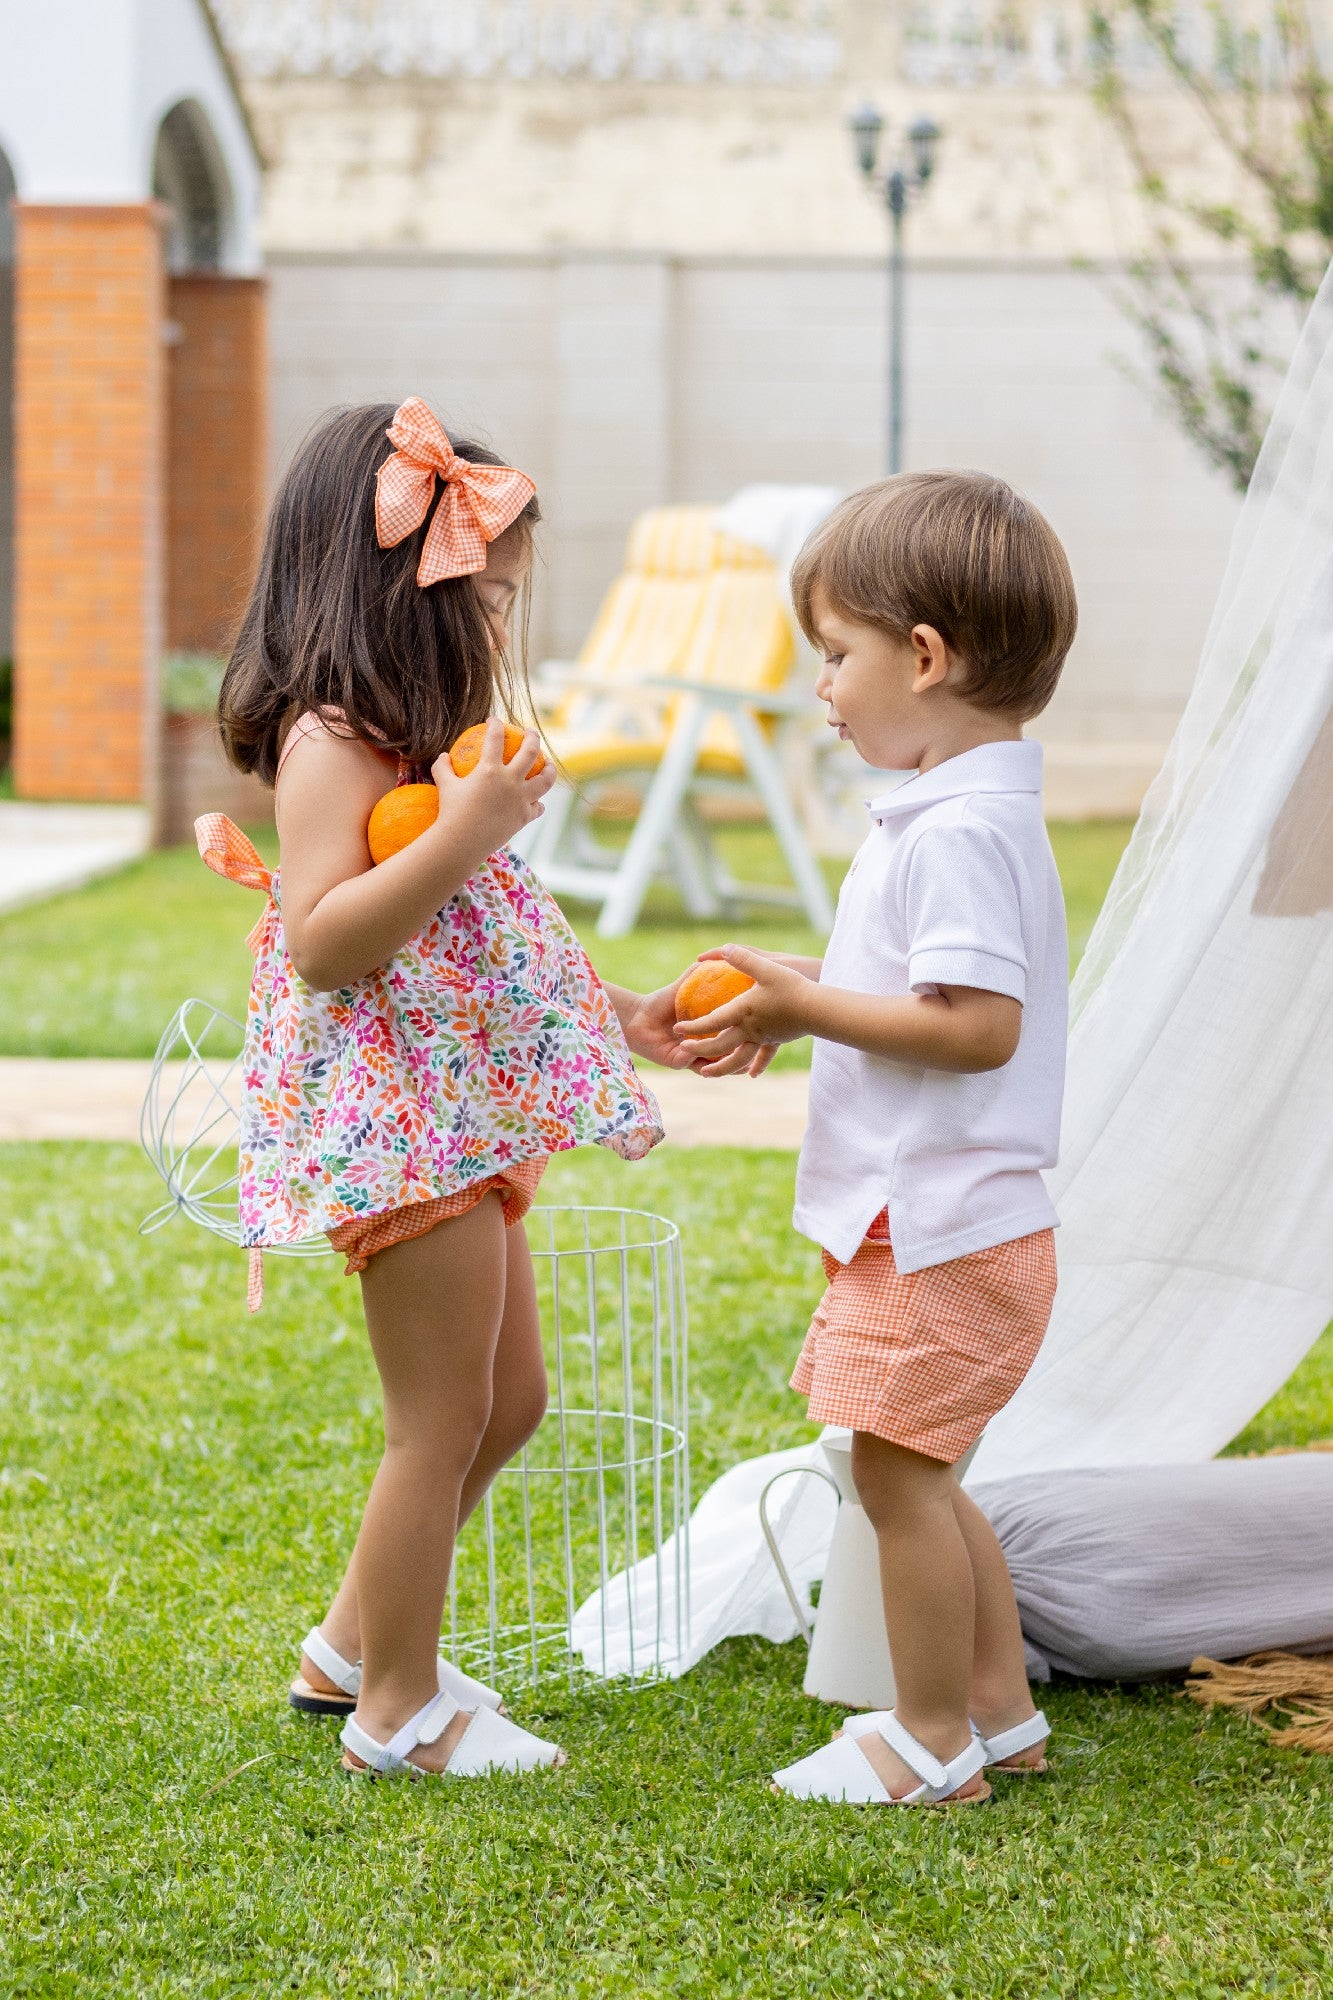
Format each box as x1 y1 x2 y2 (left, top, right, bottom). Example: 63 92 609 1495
449 722 546 780
367 783 440 865
674 961 757 1023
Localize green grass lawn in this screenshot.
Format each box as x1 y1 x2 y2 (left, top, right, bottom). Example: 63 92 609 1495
0 821 1131 1061
2 1140 1331 1996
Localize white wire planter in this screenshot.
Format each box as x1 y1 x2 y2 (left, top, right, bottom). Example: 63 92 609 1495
140 1000 691 1689
449 1205 690 1690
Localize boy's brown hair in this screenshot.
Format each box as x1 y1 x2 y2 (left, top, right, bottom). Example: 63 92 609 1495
791 470 1078 721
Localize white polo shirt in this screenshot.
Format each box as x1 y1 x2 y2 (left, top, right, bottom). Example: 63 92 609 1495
793 739 1066 1271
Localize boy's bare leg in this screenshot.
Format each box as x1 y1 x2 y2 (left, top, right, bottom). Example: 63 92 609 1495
848 1432 988 1799
950 1482 1047 1767
315 1220 547 1678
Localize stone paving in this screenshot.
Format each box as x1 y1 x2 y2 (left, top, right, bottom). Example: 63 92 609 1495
0 1058 807 1149
0 802 152 916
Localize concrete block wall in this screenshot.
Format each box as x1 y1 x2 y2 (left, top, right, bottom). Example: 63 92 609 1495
267 250 1244 812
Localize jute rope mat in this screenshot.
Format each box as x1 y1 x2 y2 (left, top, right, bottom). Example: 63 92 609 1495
1186 1440 1333 1754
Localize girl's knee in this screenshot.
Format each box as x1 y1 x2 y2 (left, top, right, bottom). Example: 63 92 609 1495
488 1369 549 1459
387 1391 494 1471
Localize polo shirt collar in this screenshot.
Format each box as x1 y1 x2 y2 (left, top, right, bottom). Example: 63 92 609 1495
867 739 1043 821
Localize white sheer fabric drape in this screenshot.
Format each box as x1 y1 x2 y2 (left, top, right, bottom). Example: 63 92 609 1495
972 261 1333 1478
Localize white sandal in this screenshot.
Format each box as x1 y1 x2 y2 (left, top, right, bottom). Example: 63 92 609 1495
340 1690 564 1778
289 1626 504 1719
773 1710 990 1806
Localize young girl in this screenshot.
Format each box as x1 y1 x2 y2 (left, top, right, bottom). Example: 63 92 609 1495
205 399 738 1779
678 471 1077 1806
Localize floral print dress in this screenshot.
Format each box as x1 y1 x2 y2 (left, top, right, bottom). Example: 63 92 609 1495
196 797 664 1272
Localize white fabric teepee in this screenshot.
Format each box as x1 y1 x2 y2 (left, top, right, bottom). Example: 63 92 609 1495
971 262 1333 1478
572 264 1333 1677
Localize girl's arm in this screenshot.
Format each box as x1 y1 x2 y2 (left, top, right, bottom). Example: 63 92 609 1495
674 943 1021 1075
279 721 555 992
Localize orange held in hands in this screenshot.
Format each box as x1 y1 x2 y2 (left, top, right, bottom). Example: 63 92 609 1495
368 725 548 863
674 960 757 1023
367 783 440 865
449 721 546 780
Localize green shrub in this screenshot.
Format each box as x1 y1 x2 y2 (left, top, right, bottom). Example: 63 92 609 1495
162 650 226 716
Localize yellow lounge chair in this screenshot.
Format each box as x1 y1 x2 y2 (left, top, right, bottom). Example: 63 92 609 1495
524 508 834 939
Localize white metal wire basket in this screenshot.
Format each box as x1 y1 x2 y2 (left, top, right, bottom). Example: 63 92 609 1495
139 998 326 1258
140 999 691 1687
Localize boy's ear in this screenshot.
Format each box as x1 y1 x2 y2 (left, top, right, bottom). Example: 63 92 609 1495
910 624 951 692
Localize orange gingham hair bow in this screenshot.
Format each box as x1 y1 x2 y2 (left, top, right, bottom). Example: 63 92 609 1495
375 398 537 588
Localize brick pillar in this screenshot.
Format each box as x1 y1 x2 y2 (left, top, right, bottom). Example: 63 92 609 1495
166 275 267 651
11 204 164 803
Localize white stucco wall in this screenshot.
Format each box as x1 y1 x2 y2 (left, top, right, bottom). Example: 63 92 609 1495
267 249 1241 810
0 0 261 269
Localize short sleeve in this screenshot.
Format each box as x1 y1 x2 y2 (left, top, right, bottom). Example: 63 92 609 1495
901 821 1029 1003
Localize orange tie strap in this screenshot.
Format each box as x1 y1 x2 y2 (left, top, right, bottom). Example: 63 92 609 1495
375 398 537 588
195 814 277 959
196 813 273 892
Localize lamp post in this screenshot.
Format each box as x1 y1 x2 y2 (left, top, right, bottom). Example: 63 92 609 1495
848 105 942 476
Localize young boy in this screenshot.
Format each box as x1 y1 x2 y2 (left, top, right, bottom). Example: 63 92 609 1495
678 470 1077 1805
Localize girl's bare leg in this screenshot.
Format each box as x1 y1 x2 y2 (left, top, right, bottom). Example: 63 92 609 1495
315 1221 546 1676
848 1432 988 1800
950 1481 1046 1767
333 1194 510 1770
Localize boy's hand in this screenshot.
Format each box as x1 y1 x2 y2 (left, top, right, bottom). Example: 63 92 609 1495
431 719 555 859
615 978 773 1075
674 944 814 1053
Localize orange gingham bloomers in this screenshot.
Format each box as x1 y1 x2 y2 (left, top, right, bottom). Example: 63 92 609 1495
790 1212 1057 1463
196 815 663 1263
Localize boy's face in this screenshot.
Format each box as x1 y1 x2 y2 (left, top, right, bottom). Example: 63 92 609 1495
809 586 940 772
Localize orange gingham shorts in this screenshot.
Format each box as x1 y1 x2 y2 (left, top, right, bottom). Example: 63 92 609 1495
790 1212 1057 1464
326 1157 546 1276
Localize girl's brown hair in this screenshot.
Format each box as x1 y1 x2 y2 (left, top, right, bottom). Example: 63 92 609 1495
791 470 1077 721
219 402 540 782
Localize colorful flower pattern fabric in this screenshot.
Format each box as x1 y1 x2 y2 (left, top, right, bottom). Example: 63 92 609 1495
196 813 664 1249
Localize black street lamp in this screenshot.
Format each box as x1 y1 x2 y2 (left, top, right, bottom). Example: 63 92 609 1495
848 105 942 475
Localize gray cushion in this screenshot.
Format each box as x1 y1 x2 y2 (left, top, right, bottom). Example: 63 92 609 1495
970 1455 1333 1681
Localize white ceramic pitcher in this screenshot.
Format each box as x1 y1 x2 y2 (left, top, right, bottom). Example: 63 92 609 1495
761 1426 980 1709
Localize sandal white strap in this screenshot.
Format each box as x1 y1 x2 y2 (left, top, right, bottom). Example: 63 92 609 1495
301 1626 361 1697
341 1690 459 1775
872 1712 951 1793
976 1710 1049 1765
298 1629 502 1711
833 1710 987 1804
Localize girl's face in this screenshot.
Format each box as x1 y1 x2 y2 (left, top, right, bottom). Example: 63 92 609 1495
475 525 532 652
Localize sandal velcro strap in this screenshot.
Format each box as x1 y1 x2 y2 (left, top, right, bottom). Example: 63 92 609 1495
301 1626 361 1697
977 1710 1049 1765
875 1712 950 1791
342 1690 459 1775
